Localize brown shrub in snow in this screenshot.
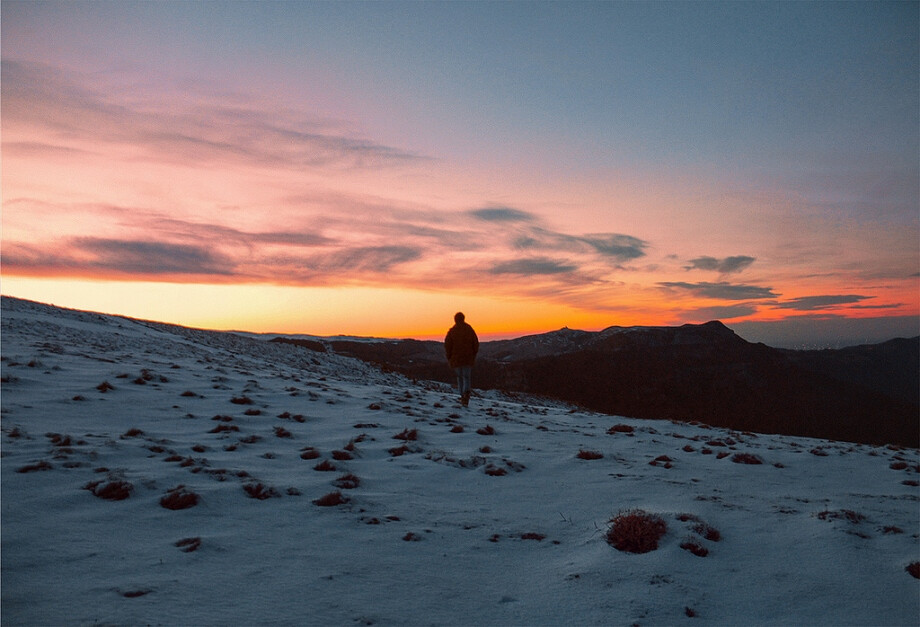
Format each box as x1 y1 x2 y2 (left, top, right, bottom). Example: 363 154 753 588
477 425 496 436
576 449 604 460
239 435 262 444
175 537 202 552
314 491 349 506
890 461 908 470
680 539 709 557
817 509 866 524
450 425 464 433
300 447 321 460
84 479 133 501
160 486 200 510
393 428 418 441
96 381 115 393
484 465 507 476
122 589 152 598
649 455 673 468
273 426 292 438
244 483 281 500
521 532 545 541
607 424 634 434
606 509 667 554
389 444 410 457
731 453 763 465
180 390 197 397
333 474 361 489
208 424 239 434
230 396 254 405
121 428 145 438
313 459 337 472
245 409 262 416
907 562 920 579
332 449 353 461
693 523 721 542
17 460 52 473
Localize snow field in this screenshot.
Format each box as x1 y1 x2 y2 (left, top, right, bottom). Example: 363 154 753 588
2 297 918 625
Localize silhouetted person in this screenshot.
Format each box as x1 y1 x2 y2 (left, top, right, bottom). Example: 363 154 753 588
444 311 479 407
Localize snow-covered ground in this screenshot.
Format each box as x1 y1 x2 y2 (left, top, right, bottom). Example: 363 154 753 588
2 296 918 626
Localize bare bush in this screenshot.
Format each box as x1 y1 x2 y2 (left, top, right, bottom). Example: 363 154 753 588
160 486 200 510
314 491 349 506
606 509 667 554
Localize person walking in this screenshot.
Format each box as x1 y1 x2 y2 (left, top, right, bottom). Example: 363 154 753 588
444 311 479 407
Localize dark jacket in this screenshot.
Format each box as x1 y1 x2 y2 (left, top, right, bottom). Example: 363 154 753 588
445 321 479 368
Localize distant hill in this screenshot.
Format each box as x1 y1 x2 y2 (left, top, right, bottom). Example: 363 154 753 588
273 321 920 447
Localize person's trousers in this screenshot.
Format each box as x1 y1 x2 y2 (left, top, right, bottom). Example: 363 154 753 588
454 366 472 396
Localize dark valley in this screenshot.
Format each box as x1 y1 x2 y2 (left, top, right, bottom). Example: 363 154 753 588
273 321 920 448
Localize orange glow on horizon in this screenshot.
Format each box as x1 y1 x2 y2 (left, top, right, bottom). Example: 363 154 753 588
2 276 915 345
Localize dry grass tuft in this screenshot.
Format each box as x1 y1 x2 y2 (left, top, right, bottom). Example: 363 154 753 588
243 483 281 500
606 509 667 553
680 539 709 557
576 449 604 460
388 444 410 457
175 537 202 552
333 473 361 489
160 486 200 510
393 428 418 441
16 460 52 473
314 491 349 506
300 447 321 460
84 479 133 501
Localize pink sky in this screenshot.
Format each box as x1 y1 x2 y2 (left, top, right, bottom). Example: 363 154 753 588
2 2 917 346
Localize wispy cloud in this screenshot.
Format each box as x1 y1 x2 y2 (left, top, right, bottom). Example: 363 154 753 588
659 281 779 300
490 257 579 276
468 207 536 222
775 295 873 311
682 304 760 321
685 255 756 274
1 59 427 171
1 238 235 277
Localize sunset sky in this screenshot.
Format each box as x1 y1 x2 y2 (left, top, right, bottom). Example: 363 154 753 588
2 1 918 347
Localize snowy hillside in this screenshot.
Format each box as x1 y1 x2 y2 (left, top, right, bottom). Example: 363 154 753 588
2 296 918 626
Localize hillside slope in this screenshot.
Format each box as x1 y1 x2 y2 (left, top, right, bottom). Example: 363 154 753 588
306 322 919 447
2 297 918 625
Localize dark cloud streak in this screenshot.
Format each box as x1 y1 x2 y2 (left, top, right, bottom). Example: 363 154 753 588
685 255 756 274
659 281 779 300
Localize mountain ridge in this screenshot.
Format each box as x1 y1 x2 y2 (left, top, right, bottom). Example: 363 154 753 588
274 320 919 448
